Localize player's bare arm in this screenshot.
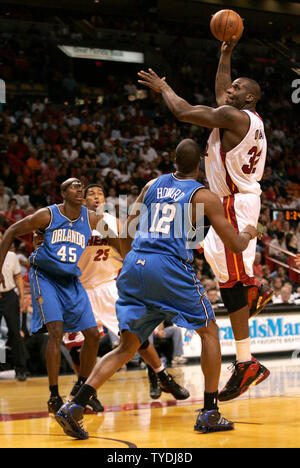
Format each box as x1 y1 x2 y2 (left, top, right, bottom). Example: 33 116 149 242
193 189 257 254
0 208 51 287
215 38 239 106
88 211 122 255
138 68 247 131
296 254 300 268
120 179 157 259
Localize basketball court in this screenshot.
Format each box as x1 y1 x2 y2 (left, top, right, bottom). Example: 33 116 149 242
0 356 299 448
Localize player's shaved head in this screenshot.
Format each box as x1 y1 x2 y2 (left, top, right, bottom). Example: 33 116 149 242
239 77 262 102
175 139 201 173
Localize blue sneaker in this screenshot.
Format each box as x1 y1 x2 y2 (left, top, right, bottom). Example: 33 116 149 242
55 402 89 440
194 409 234 433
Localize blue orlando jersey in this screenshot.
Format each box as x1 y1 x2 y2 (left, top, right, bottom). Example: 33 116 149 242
132 173 204 263
30 204 92 277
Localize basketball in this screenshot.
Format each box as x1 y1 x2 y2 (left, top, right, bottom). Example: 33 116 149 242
210 9 244 42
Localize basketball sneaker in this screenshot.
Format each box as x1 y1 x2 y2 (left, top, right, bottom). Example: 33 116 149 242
248 284 274 319
194 409 234 433
69 382 104 414
218 359 261 402
147 366 162 400
85 394 104 414
159 372 190 400
47 396 64 416
63 332 85 350
251 356 270 386
55 401 88 440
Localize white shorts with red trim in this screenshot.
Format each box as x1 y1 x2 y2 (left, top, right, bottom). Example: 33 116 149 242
203 193 260 288
63 281 119 349
85 281 120 337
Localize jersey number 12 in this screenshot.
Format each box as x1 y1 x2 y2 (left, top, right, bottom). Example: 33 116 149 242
149 203 176 235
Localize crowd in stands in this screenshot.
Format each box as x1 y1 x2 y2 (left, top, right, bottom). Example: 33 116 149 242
0 8 300 376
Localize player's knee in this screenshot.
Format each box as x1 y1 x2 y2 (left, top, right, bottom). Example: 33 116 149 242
83 327 100 346
47 321 64 342
196 319 219 339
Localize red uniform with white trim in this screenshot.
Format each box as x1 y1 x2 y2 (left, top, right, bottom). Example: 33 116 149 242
203 110 267 287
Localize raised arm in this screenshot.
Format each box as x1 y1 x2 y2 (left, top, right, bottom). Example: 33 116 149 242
215 39 238 106
193 189 257 254
138 68 242 129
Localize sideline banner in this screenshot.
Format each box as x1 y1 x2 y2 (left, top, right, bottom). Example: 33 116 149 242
58 45 144 63
182 313 300 357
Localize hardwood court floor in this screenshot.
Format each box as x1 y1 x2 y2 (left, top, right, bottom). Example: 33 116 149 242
0 357 300 448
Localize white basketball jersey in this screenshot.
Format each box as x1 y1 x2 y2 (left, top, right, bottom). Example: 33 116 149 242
78 213 123 289
205 110 267 197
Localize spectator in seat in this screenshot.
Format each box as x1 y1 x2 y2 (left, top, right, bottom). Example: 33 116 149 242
0 181 9 213
4 199 26 224
151 321 187 367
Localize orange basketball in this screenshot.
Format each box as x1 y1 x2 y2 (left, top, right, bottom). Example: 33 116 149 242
210 9 244 42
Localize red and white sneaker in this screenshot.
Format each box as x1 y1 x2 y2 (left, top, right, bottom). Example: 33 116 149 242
251 356 270 386
63 332 85 350
248 284 274 319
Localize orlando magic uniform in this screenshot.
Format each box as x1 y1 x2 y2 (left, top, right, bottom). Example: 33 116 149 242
116 173 215 343
29 204 97 334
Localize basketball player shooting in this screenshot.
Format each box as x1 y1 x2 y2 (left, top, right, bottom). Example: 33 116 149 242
137 35 273 401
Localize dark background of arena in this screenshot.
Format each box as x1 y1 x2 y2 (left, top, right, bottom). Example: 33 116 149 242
0 0 299 376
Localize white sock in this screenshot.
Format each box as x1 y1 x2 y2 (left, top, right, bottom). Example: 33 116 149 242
235 337 251 363
154 364 165 373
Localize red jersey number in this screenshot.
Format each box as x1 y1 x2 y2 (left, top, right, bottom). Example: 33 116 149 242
242 146 262 175
93 248 109 262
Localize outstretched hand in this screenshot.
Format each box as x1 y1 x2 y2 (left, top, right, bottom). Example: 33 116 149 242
138 68 166 93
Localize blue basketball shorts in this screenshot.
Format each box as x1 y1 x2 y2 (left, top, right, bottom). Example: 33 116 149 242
116 250 215 344
29 267 97 334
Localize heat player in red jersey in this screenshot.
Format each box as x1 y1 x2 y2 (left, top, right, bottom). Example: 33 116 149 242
64 184 190 409
137 37 272 401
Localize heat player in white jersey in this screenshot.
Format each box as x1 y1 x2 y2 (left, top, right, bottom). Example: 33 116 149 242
65 184 190 402
137 53 272 401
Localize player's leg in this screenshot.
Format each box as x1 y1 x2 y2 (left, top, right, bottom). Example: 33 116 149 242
55 330 142 439
29 268 68 413
218 283 270 401
46 320 65 414
77 326 100 381
67 327 102 413
67 340 104 414
194 320 234 433
138 339 190 400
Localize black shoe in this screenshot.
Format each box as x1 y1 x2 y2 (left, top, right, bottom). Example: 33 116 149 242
159 372 190 400
194 409 234 433
85 394 104 414
15 370 27 382
48 396 64 416
218 360 261 402
147 366 162 400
